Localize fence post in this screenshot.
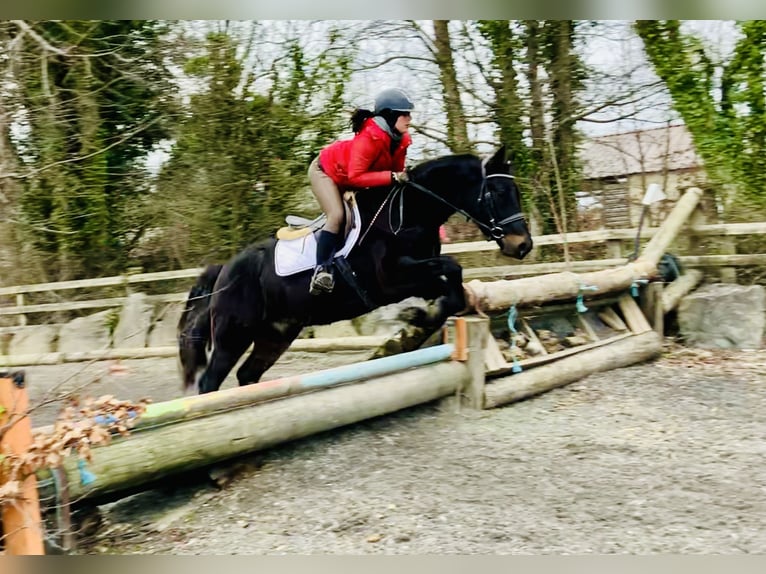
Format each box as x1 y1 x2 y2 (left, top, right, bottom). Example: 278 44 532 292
639 282 664 336
0 371 45 555
716 235 737 283
605 239 623 259
446 315 489 410
124 266 143 296
15 294 27 327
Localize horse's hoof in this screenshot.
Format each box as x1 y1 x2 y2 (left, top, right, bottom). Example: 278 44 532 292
397 306 429 327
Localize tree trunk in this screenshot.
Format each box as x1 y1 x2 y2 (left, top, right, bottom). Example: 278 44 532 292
547 20 578 232
433 20 472 153
525 20 551 232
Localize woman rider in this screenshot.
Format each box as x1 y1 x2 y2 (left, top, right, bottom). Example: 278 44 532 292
307 88 414 295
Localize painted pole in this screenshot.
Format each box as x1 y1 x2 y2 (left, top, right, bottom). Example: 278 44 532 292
135 343 456 430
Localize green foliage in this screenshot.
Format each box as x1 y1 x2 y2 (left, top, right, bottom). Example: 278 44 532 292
10 20 175 280
148 28 353 267
635 20 766 209
476 21 532 177
476 20 585 234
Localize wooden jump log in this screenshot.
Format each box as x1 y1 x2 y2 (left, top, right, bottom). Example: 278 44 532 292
463 187 704 313
1 372 45 555
133 343 459 430
38 359 470 504
661 269 704 313
483 330 662 409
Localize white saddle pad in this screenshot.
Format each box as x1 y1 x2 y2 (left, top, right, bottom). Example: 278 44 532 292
274 201 361 277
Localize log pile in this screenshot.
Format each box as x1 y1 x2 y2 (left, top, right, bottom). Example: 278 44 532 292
462 187 703 314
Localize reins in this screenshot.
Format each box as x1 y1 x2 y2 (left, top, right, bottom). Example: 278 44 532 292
398 173 526 240
358 168 526 245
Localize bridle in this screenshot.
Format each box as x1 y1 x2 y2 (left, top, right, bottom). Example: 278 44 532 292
359 164 527 246
399 171 527 241
477 173 527 240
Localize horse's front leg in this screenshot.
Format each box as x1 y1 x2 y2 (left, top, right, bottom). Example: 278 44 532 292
396 255 465 328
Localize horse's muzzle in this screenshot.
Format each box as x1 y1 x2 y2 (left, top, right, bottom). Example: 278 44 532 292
498 235 533 259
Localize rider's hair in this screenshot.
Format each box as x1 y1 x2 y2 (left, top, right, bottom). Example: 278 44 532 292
350 108 375 134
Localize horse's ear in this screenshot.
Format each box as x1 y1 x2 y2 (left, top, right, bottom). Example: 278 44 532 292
483 144 507 172
505 147 517 175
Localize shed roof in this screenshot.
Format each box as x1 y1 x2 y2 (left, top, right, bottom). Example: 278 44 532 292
579 124 702 180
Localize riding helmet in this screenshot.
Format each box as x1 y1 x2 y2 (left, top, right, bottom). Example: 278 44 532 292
374 88 415 114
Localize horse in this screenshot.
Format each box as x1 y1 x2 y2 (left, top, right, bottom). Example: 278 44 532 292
178 144 533 394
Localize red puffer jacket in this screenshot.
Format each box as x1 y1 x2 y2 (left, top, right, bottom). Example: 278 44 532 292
318 118 412 189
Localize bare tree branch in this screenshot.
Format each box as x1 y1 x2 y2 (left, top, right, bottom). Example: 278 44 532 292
11 20 71 56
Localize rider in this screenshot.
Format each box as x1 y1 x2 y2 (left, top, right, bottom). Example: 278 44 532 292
307 87 414 295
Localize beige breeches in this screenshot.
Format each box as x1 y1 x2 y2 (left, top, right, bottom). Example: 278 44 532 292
308 157 344 234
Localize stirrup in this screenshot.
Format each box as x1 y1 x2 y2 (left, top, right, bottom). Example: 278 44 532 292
310 266 335 295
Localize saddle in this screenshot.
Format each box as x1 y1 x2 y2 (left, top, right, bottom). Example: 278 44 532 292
276 192 357 241
273 193 362 278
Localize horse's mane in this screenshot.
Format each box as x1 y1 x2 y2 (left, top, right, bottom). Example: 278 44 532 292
409 153 481 181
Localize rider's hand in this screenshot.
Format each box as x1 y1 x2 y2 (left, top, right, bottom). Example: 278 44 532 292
392 170 409 184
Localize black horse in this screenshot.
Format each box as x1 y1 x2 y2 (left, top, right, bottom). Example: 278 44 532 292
178 145 533 394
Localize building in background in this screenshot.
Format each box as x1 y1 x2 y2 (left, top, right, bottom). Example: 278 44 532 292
578 124 705 229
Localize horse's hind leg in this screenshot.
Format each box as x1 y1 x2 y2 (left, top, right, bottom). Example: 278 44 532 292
196 317 253 394
236 322 303 385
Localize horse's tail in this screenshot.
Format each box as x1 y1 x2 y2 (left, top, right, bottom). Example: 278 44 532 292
177 263 224 391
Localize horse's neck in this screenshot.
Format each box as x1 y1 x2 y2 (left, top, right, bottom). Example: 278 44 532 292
366 190 449 234
410 174 476 225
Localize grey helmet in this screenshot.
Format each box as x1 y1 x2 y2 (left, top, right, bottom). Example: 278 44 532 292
374 88 415 114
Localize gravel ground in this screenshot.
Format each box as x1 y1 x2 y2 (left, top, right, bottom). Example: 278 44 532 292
17 341 766 554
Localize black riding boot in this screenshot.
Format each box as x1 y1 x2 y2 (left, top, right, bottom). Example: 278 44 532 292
310 230 339 295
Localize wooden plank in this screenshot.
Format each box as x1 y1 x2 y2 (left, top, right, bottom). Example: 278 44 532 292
484 335 510 374
597 306 628 332
442 221 766 256
0 374 45 555
463 316 490 410
617 294 653 334
0 215 764 300
0 292 188 316
577 314 599 342
676 254 766 267
0 269 203 297
0 336 388 367
640 282 665 336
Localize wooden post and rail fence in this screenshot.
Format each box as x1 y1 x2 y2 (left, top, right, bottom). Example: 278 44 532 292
1 193 764 331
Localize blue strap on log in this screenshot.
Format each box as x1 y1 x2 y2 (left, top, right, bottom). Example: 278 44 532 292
576 284 598 313
507 306 523 374
78 459 96 486
631 279 649 298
